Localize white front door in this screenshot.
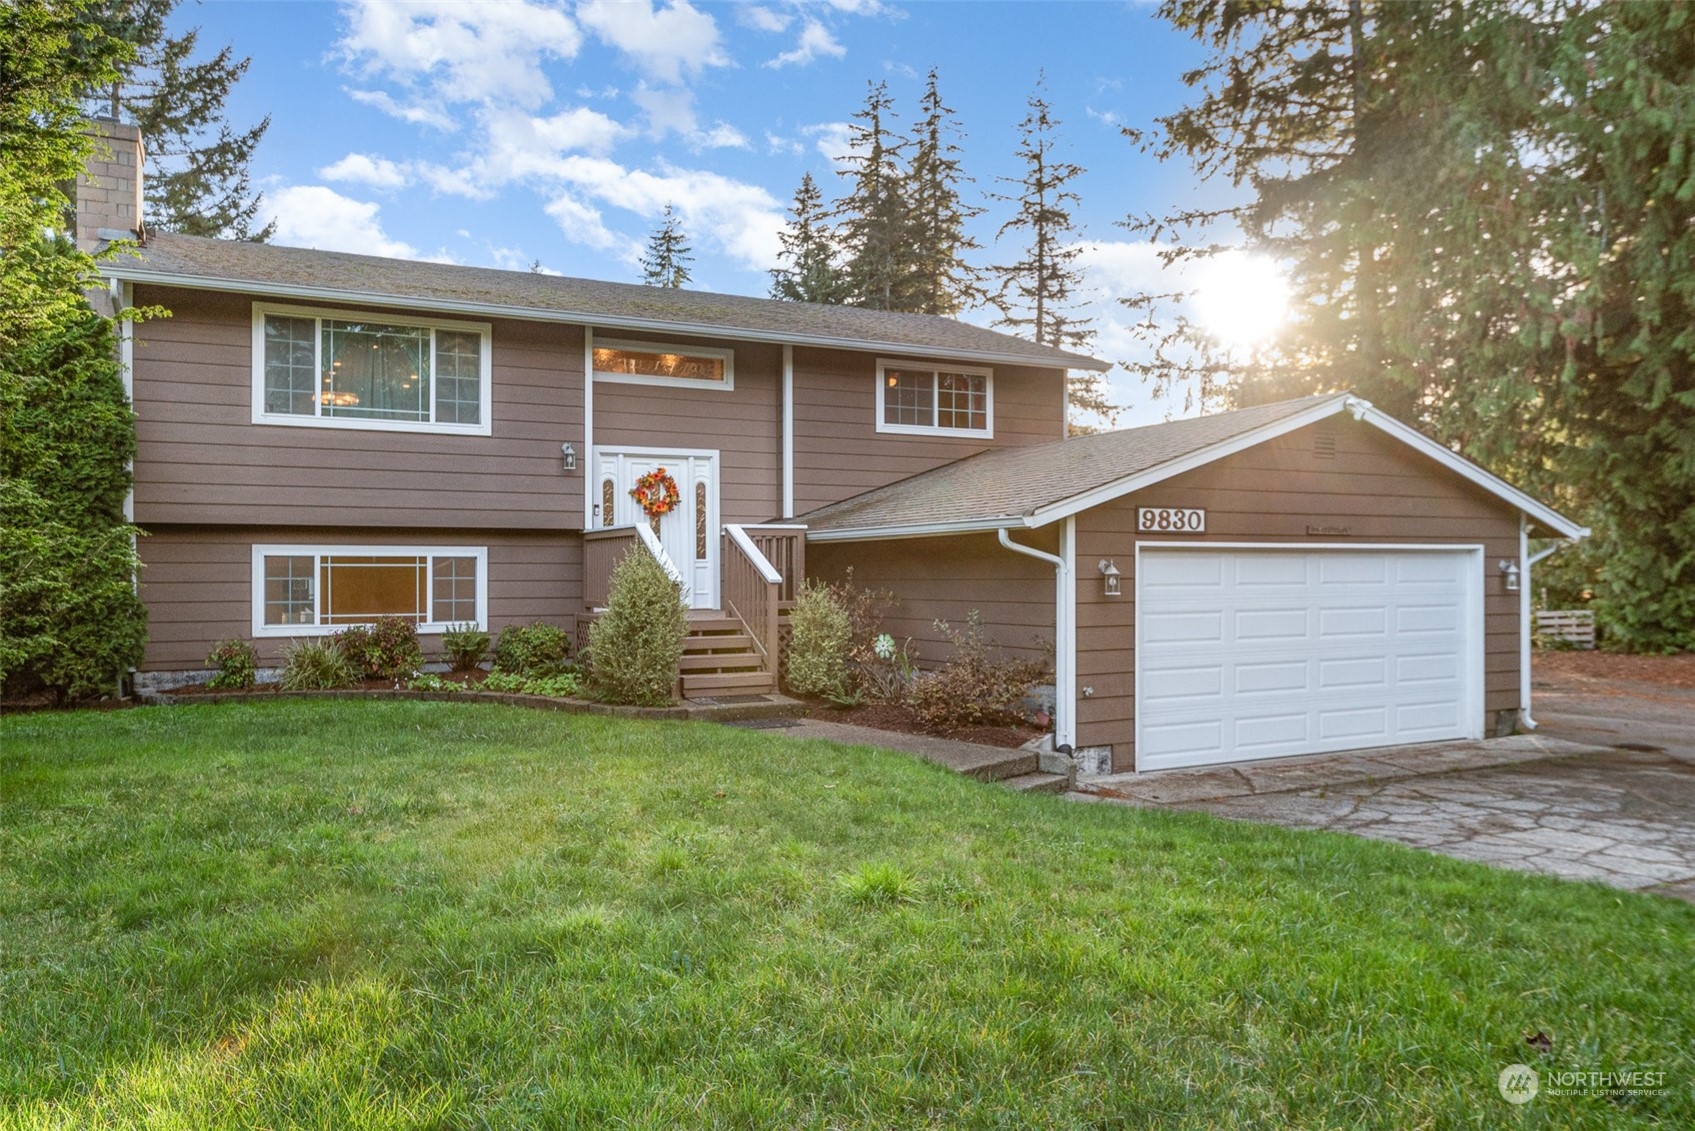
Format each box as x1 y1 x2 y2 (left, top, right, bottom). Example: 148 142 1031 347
1135 546 1483 771
595 448 718 609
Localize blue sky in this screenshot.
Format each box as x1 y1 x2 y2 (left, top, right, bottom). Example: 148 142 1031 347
174 0 1248 424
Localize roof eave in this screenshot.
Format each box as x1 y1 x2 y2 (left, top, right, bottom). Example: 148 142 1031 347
103 264 1111 372
804 516 1032 542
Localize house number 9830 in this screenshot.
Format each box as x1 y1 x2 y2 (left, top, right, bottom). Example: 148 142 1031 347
1137 507 1206 533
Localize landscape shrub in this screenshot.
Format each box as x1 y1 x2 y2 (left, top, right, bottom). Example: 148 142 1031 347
279 638 356 690
408 673 463 693
482 671 582 697
335 616 423 681
910 611 1047 734
586 547 686 706
784 580 852 700
491 622 571 676
818 571 913 702
441 623 490 671
205 638 258 690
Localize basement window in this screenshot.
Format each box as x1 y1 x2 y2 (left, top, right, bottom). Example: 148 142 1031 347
252 545 487 636
876 359 993 438
252 303 491 435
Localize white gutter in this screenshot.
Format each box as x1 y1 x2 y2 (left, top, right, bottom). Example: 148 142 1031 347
998 525 1076 751
103 266 1108 372
781 344 795 518
807 515 1031 543
583 327 595 526
1518 514 1576 731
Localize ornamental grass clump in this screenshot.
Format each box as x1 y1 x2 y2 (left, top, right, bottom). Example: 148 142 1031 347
278 638 356 690
585 547 686 706
784 580 852 700
441 623 490 671
204 638 258 690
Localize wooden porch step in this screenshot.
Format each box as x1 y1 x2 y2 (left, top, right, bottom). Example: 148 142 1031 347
679 652 764 672
686 616 745 633
682 670 777 696
684 633 756 654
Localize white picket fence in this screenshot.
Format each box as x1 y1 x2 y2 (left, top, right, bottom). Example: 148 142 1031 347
1535 609 1596 649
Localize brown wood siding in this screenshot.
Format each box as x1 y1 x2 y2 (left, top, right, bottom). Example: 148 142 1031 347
807 531 1057 669
591 331 782 524
130 286 585 529
137 525 581 671
791 348 1065 516
1073 418 1524 772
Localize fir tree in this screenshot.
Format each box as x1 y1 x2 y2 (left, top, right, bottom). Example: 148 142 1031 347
835 81 919 311
990 76 1111 425
770 172 847 304
640 204 693 288
89 0 273 240
905 69 984 316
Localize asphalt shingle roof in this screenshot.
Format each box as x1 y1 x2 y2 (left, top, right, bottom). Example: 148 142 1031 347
799 394 1345 533
110 233 1107 371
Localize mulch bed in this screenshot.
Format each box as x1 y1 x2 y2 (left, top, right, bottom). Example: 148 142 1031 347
167 670 489 696
803 700 1045 750
1533 650 1695 691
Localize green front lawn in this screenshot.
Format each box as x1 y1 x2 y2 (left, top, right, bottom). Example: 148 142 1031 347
3 702 1690 1128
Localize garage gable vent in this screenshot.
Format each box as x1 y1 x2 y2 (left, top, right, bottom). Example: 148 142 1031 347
1313 427 1338 459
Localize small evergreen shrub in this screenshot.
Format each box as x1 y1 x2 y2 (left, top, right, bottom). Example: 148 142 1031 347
335 616 423 680
910 612 1047 734
205 638 258 690
441 623 490 671
279 638 357 690
491 622 571 676
785 580 851 699
586 547 686 706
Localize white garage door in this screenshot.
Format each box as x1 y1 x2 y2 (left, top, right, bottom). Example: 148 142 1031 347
1136 547 1482 772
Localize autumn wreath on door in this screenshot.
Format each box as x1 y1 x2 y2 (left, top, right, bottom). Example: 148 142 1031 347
630 466 681 534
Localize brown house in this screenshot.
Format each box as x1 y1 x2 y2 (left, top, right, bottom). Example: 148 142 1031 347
86 123 1585 774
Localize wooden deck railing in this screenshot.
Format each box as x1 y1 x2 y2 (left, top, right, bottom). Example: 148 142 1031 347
583 524 688 610
738 524 806 602
722 524 784 669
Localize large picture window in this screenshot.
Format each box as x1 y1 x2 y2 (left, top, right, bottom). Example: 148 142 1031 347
252 545 488 636
592 337 734 390
875 359 992 437
252 304 492 435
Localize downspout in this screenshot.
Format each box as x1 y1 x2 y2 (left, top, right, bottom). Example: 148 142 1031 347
998 523 1075 751
1518 513 1570 731
582 326 595 526
781 344 794 518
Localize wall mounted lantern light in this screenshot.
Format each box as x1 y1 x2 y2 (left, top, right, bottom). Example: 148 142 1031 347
1498 559 1521 592
1098 559 1122 597
561 443 577 473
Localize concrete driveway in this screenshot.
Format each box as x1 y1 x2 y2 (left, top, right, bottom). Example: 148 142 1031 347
1077 668 1695 902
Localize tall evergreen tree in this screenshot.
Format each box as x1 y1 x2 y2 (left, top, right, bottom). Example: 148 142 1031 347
1128 0 1695 649
770 172 847 304
640 204 693 288
905 69 985 316
89 0 272 240
990 76 1112 426
1 0 148 701
835 81 920 311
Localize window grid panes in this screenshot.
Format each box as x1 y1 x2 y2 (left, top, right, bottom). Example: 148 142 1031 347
260 311 483 429
432 556 479 624
434 330 482 424
937 372 987 431
593 346 726 383
263 555 316 626
263 316 316 416
883 369 934 427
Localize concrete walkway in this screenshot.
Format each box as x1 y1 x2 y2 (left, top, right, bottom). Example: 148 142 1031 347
768 718 1067 791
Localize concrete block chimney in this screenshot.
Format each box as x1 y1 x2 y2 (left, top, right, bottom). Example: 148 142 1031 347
76 118 146 251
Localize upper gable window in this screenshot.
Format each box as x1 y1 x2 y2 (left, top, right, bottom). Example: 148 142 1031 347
592 338 734 391
876 359 993 438
252 303 492 436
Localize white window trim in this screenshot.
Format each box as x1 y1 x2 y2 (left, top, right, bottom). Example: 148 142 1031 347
250 544 490 638
874 357 994 438
250 301 493 437
591 336 735 391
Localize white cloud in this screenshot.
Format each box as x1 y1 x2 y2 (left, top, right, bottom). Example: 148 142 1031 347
319 152 409 188
1085 106 1122 127
576 0 728 86
346 88 458 131
544 193 629 256
266 185 419 259
339 0 582 110
767 20 846 68
764 131 805 156
695 122 750 150
629 84 747 150
739 5 791 33
803 120 855 169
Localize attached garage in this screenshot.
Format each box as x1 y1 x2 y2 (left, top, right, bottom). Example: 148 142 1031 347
1134 546 1482 771
802 392 1588 776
